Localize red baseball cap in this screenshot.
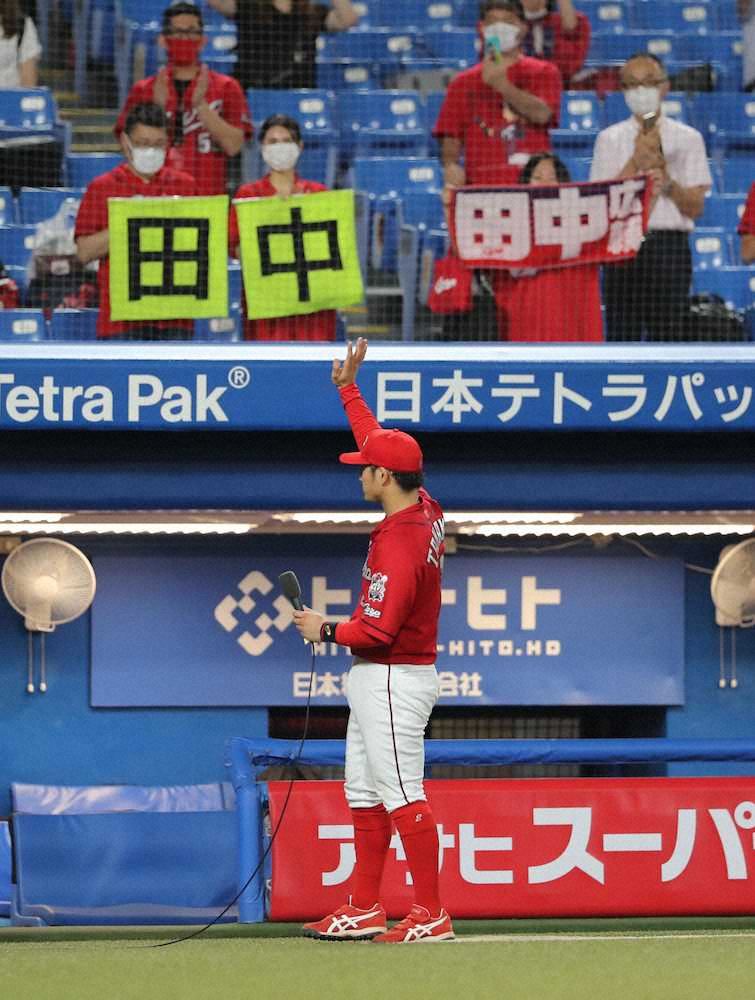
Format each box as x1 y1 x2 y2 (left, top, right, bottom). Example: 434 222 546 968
339 428 423 473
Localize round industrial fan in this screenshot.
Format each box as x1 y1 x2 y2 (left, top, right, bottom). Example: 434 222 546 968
710 538 755 629
1 539 96 693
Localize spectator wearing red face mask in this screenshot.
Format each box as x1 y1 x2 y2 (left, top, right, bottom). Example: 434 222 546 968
115 1 252 194
520 0 590 87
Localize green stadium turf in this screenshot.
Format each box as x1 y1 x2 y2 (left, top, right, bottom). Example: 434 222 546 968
2 920 755 1000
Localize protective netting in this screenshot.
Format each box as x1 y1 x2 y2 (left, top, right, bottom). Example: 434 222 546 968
0 0 751 342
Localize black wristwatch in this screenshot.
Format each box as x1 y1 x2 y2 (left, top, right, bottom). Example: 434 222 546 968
320 621 337 643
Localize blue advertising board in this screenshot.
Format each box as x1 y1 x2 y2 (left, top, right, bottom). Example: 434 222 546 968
90 546 684 707
0 343 754 432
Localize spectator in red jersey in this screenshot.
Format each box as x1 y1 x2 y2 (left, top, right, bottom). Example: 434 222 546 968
0 262 20 309
433 0 562 195
75 102 197 341
491 152 603 341
520 0 590 87
739 182 755 264
229 114 337 341
115 2 252 195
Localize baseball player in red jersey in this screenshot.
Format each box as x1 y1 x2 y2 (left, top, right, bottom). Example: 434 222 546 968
293 339 453 944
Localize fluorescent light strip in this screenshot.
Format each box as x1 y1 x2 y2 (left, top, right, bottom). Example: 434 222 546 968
279 512 385 524
0 512 65 522
447 512 579 524
465 524 755 538
0 523 251 535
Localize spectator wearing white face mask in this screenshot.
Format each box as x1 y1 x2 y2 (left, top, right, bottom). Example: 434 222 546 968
229 113 336 340
520 0 590 87
75 102 197 341
433 0 562 191
590 52 712 341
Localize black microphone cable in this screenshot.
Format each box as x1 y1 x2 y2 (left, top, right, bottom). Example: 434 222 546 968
151 572 316 948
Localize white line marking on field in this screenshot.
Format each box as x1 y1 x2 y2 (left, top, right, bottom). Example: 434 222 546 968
458 932 755 944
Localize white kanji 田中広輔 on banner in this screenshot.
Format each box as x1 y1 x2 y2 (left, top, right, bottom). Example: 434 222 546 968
451 177 651 270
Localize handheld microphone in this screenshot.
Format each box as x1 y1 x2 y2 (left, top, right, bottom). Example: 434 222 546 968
278 570 303 610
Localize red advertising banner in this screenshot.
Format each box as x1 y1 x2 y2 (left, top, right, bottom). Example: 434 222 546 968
450 178 651 270
268 778 755 920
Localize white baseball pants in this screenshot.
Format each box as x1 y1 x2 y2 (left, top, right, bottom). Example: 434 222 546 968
344 659 439 813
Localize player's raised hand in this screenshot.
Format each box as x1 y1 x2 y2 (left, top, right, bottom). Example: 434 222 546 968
331 337 368 388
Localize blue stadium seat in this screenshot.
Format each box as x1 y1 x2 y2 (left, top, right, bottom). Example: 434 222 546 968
0 226 39 270
690 229 733 270
579 0 630 33
691 94 755 155
634 2 714 35
699 194 747 231
198 0 236 31
316 59 379 90
17 188 85 225
716 2 741 30
115 0 164 24
416 28 477 64
551 92 601 152
317 28 416 67
693 267 755 312
193 313 241 342
398 189 446 231
587 31 677 66
678 33 744 91
338 90 427 159
3 264 27 293
0 88 58 138
349 0 379 26
0 309 46 341
602 91 689 128
246 89 338 187
718 162 753 196
0 187 15 226
560 156 593 182
65 153 123 188
351 156 441 197
352 156 441 271
371 0 458 29
49 309 99 341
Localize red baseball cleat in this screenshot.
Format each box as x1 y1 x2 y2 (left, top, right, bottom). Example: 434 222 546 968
302 900 388 941
372 905 455 943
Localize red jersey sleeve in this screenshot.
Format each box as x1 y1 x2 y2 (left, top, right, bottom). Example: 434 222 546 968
339 383 381 448
335 529 419 648
432 74 466 139
74 179 108 238
554 12 590 82
222 77 253 140
533 60 562 126
738 183 755 236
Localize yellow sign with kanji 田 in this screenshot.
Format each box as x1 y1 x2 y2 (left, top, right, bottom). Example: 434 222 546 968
108 195 229 321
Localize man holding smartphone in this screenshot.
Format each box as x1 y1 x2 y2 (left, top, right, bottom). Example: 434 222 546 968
590 53 712 342
433 0 562 191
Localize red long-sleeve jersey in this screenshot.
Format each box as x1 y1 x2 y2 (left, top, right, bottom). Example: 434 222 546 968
334 384 445 665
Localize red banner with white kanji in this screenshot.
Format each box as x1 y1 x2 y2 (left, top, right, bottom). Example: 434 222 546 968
450 178 651 270
268 778 755 919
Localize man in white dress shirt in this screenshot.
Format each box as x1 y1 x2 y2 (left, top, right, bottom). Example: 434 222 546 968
590 53 712 341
